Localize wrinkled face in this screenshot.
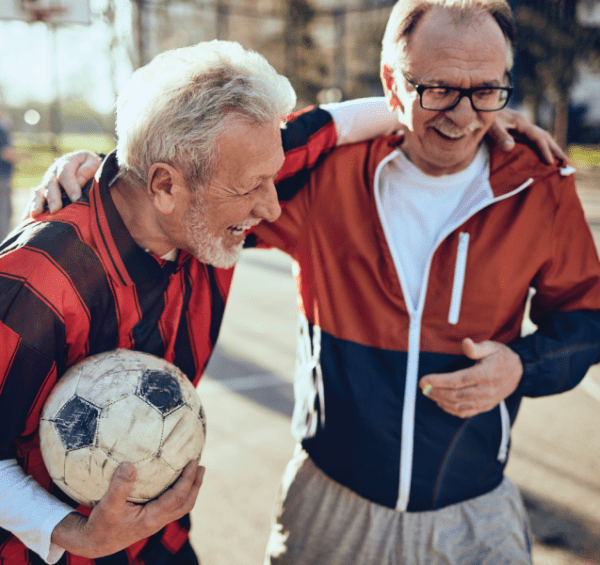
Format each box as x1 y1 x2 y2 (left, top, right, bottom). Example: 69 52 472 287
183 117 284 268
383 7 509 176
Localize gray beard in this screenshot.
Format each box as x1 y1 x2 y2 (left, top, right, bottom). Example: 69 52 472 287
184 198 242 269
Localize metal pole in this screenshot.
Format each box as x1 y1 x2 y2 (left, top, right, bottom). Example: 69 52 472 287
216 1 229 40
332 8 346 95
49 22 62 154
135 0 154 68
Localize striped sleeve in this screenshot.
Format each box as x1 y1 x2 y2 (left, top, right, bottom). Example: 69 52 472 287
0 293 62 455
0 216 117 454
275 106 337 203
245 107 337 250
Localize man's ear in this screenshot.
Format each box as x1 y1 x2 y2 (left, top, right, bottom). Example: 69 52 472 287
147 163 186 215
381 64 402 112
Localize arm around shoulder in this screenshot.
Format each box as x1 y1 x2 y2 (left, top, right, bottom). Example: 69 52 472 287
509 170 600 397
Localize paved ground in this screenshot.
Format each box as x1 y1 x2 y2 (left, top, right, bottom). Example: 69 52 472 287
10 165 600 564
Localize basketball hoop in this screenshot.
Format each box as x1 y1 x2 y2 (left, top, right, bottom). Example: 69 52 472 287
25 5 68 23
0 0 90 25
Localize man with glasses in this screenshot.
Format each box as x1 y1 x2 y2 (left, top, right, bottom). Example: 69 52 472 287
250 0 600 563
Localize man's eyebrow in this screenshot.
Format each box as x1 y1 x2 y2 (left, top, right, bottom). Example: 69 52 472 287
254 163 285 183
429 78 504 88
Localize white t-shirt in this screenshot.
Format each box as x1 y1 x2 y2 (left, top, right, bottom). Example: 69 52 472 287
378 145 492 309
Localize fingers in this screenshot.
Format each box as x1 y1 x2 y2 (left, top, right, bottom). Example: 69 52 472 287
99 462 137 512
492 108 568 165
31 189 46 217
151 461 204 515
486 122 515 153
58 152 93 200
461 337 497 360
23 177 62 219
419 370 495 418
76 154 102 187
546 136 568 166
69 461 203 558
428 392 485 419
419 339 523 418
531 127 555 165
20 187 43 220
46 176 66 215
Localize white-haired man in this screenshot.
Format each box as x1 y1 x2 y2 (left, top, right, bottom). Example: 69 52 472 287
0 39 357 565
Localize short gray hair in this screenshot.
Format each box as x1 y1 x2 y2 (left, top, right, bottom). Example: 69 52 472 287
381 0 516 76
115 40 296 190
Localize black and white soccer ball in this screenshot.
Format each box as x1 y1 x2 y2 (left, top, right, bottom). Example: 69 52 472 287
39 349 206 507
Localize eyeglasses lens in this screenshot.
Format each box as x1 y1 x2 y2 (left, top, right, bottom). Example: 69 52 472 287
421 88 509 111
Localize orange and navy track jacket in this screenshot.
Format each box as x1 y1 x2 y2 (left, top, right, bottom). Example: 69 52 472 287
249 132 600 512
0 107 337 565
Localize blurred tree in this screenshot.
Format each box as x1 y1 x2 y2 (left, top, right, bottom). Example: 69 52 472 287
516 0 600 147
344 9 391 100
285 0 328 107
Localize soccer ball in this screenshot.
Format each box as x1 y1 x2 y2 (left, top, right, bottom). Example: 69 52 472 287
39 349 206 507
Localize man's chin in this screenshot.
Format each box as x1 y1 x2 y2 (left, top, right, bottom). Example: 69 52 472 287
197 241 243 269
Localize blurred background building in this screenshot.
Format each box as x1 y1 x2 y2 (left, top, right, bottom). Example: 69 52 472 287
0 0 598 152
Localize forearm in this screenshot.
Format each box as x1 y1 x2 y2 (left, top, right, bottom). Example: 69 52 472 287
323 97 400 145
509 309 600 397
0 458 75 564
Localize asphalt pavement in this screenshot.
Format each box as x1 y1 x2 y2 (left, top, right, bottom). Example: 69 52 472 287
10 167 600 565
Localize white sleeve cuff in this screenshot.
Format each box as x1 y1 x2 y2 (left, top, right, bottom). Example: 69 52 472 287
0 459 75 563
322 97 402 146
41 509 74 564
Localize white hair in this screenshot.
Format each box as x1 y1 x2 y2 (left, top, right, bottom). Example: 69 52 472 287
381 0 516 75
115 40 296 190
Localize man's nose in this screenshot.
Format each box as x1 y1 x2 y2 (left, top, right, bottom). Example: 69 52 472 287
445 95 479 127
254 182 281 223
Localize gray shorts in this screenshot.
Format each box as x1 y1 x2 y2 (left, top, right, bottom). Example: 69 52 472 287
265 447 532 565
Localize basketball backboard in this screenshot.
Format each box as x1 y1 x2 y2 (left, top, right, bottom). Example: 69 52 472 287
0 0 90 25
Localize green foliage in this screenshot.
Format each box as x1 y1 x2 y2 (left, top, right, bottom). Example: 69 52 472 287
284 0 328 106
570 145 600 169
517 4 599 101
515 1 600 146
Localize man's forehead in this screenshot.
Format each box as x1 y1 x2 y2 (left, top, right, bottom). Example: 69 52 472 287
212 119 284 187
402 7 508 78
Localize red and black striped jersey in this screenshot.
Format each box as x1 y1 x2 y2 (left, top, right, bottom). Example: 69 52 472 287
0 106 338 564
0 152 234 564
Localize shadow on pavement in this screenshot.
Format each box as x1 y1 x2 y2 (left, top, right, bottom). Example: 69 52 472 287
523 489 600 562
204 344 295 418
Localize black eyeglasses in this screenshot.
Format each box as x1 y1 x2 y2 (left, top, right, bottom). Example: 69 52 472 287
401 72 513 112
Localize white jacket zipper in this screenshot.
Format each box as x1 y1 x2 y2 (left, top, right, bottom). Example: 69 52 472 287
448 232 470 325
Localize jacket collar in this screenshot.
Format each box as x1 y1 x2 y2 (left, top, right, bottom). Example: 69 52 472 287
379 131 562 198
487 132 563 197
89 151 184 286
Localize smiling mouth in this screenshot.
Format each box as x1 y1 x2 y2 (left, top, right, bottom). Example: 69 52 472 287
432 127 466 140
227 223 258 237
